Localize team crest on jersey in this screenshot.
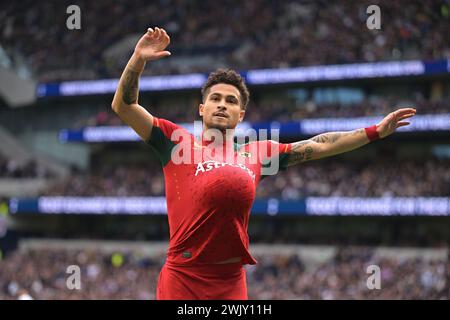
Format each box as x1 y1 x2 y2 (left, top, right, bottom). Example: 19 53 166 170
239 151 252 158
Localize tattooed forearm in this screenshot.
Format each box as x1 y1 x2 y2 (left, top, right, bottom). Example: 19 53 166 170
286 128 369 166
287 140 314 166
311 129 365 144
350 128 365 136
311 132 342 144
122 68 140 105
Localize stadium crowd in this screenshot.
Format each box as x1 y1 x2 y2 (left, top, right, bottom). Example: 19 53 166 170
246 97 450 123
247 247 449 299
72 97 450 129
0 154 51 179
43 156 450 198
1 0 449 82
45 164 165 197
0 247 448 299
1 0 448 302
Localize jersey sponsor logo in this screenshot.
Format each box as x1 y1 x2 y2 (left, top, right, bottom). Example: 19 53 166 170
195 160 256 181
239 151 252 158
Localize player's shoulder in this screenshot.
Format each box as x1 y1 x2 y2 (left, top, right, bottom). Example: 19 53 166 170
153 117 191 135
146 117 193 147
153 117 180 130
235 140 276 155
236 140 291 157
238 140 282 147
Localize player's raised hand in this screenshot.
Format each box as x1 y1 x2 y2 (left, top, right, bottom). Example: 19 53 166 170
376 108 417 138
134 27 171 61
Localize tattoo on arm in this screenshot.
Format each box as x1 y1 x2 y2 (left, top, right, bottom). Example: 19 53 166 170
287 140 314 166
350 128 365 136
311 129 365 144
311 132 342 144
287 129 366 166
122 69 140 105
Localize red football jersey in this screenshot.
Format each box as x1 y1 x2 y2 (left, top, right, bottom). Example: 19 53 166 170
146 117 291 266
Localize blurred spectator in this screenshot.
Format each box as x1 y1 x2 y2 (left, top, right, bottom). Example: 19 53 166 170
44 164 165 197
1 0 449 82
71 97 450 130
0 154 52 179
43 156 450 198
0 246 448 299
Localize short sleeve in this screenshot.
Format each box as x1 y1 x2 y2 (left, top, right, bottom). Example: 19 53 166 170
145 117 186 166
259 140 292 178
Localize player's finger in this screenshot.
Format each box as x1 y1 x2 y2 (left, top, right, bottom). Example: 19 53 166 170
398 113 415 121
155 27 162 39
147 28 157 40
161 28 170 44
154 51 171 59
159 28 168 41
396 121 410 128
395 108 416 116
397 107 416 112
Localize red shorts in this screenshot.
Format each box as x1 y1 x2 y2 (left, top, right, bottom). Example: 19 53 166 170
156 261 247 300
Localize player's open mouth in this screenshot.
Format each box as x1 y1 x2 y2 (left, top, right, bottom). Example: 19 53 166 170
213 112 229 118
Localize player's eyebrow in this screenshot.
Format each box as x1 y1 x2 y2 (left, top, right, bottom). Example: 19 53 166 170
210 92 239 101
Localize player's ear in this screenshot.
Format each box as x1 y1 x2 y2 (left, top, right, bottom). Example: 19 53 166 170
239 109 245 122
199 103 204 117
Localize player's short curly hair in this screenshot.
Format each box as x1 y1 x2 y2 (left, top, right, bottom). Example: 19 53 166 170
201 69 250 110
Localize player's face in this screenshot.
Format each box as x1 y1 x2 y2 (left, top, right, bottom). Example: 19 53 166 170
199 84 245 131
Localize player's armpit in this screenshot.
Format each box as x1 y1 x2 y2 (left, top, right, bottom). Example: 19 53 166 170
286 139 324 166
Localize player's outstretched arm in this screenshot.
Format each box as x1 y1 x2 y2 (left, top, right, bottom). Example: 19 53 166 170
286 108 417 166
111 27 171 141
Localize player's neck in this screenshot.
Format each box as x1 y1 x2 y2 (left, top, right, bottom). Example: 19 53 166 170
202 125 235 146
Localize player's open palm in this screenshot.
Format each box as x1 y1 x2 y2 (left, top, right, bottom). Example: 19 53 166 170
376 108 417 138
134 27 171 61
